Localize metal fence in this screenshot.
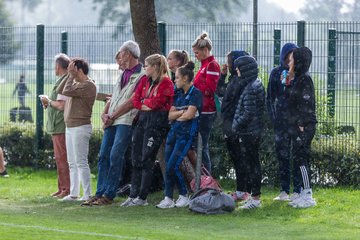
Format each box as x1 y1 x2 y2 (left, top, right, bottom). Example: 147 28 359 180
0 21 359 157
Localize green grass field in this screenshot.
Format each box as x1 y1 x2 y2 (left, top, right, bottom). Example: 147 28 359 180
0 168 359 240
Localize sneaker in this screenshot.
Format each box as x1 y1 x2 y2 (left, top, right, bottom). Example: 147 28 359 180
231 191 250 202
120 197 135 207
239 198 261 209
273 191 290 201
156 197 175 209
78 196 91 201
289 189 316 208
0 170 9 178
128 197 148 206
289 192 300 202
59 195 78 201
175 195 190 208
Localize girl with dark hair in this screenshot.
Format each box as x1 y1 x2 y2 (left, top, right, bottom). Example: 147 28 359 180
167 49 190 82
156 61 202 208
121 54 174 207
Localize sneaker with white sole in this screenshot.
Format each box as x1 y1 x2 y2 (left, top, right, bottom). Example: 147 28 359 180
289 189 316 208
59 195 78 201
156 197 175 209
175 195 189 208
78 196 91 201
273 191 290 201
128 197 148 206
120 197 135 207
289 192 300 202
231 191 250 202
239 198 261 209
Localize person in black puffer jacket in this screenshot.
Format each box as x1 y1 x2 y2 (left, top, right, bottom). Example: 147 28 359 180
287 47 317 209
231 55 265 209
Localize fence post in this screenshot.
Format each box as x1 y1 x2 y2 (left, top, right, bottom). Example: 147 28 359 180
297 20 306 47
252 0 258 59
36 24 45 159
328 29 336 117
157 21 166 56
61 31 68 54
273 29 281 67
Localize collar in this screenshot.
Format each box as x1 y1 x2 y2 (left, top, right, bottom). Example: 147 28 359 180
201 55 215 66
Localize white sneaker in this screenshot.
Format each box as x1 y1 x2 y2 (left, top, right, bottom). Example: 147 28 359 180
78 196 91 201
273 191 290 201
59 195 78 201
239 198 261 209
289 189 316 208
175 195 189 208
120 197 135 207
128 197 148 206
289 192 300 202
156 197 175 209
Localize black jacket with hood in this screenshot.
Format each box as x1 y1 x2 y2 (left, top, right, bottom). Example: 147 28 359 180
232 55 265 136
287 47 317 131
266 43 298 129
219 50 249 136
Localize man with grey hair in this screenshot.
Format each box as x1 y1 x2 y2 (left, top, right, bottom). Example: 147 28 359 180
81 40 146 206
40 53 71 198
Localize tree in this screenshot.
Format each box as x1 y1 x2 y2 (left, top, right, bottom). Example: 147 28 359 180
0 0 19 64
300 0 360 21
130 0 160 62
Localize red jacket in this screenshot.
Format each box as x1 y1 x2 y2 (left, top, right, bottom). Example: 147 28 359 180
193 56 220 113
132 76 174 111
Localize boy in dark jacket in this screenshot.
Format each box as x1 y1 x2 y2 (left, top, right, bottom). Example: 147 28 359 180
266 43 301 201
287 46 317 208
232 55 265 209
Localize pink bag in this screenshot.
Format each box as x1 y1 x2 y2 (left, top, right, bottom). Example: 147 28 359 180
190 167 221 192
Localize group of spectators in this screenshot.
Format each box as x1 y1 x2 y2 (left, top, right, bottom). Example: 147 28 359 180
36 31 317 210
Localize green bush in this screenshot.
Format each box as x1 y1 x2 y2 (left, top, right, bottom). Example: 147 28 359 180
0 122 102 171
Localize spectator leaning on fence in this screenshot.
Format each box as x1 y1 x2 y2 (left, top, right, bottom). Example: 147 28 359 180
232 55 265 209
156 61 202 209
121 54 174 207
81 40 146 206
192 32 220 173
286 47 317 208
57 58 97 202
266 43 301 202
219 50 253 202
39 53 71 199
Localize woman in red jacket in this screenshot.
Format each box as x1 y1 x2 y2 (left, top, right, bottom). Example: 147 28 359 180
121 54 174 207
192 32 220 173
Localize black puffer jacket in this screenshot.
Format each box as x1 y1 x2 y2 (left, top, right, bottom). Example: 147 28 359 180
220 51 249 136
232 56 265 136
288 47 317 130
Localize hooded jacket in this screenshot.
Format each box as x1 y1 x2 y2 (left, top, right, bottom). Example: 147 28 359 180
288 47 317 129
219 51 250 136
266 43 298 129
232 56 265 136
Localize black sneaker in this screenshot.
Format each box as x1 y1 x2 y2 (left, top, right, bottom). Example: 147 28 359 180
0 170 9 177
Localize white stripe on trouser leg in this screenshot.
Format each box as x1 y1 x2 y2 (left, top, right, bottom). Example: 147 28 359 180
300 166 310 189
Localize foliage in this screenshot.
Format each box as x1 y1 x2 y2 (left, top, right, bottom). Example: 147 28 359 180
0 0 20 64
0 122 103 171
85 0 249 25
300 0 360 21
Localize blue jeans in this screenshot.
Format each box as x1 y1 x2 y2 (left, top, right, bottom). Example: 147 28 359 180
198 113 216 173
96 124 132 200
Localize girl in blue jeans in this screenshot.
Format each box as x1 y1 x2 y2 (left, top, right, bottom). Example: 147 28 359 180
156 61 202 209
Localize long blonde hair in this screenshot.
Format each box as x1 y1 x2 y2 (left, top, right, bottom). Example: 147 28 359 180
145 54 169 80
192 32 213 51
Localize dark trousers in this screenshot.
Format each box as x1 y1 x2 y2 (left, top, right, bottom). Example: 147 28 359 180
237 134 262 197
198 113 216 173
291 124 316 191
275 128 301 194
225 135 251 193
130 117 168 200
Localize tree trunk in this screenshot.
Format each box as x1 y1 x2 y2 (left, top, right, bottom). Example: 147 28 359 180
130 0 160 63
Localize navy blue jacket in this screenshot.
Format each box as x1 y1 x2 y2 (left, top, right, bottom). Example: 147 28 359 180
232 56 265 136
266 43 298 129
